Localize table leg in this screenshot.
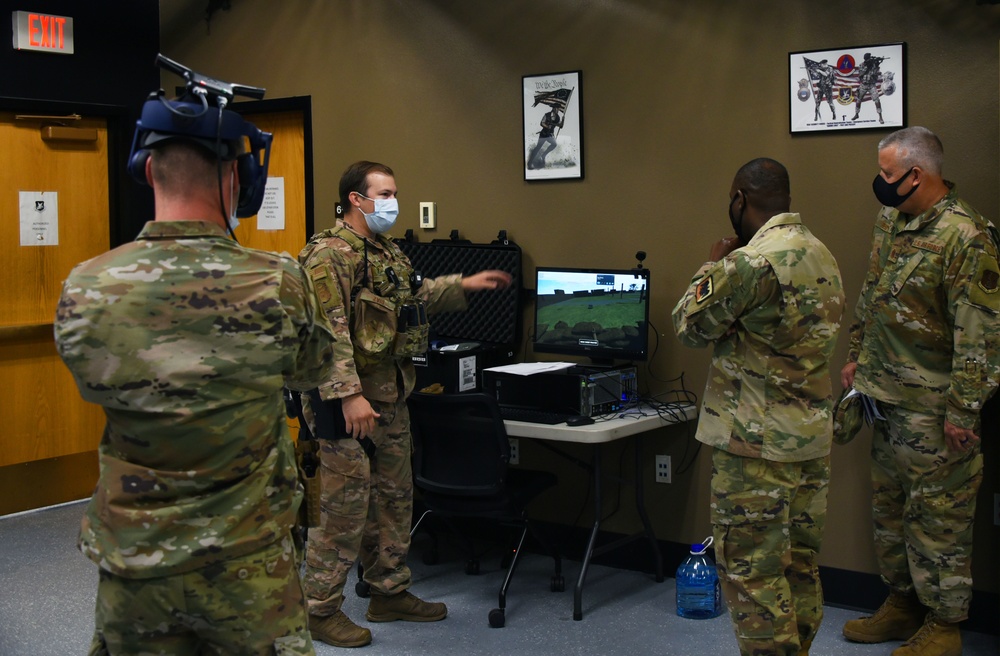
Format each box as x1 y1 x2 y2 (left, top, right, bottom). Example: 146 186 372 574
573 443 601 621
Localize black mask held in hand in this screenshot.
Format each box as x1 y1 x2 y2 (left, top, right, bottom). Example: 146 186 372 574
872 167 916 208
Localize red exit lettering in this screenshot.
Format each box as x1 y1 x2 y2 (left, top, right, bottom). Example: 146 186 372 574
27 14 67 50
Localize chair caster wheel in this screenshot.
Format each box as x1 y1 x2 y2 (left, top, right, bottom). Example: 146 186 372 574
488 608 505 628
355 580 371 598
550 575 565 592
465 559 480 575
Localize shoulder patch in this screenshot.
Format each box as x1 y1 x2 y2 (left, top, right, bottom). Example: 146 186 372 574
695 275 714 303
970 254 1000 311
308 263 343 311
978 269 999 294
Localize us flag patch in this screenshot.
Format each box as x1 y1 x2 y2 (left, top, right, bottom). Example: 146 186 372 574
695 276 714 303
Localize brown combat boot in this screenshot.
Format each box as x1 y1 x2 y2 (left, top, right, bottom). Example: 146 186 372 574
843 590 925 643
309 610 372 648
891 613 962 656
366 590 447 622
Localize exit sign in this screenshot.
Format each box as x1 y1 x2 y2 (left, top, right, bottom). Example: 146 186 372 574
12 11 74 54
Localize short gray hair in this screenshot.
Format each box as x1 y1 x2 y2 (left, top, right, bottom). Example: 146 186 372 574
878 126 944 176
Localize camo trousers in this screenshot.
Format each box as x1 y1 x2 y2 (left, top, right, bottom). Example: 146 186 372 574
870 403 983 622
710 449 830 656
87 536 313 655
303 397 413 617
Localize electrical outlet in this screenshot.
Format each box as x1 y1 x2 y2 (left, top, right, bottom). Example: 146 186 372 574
419 201 436 229
994 493 1000 526
655 455 671 484
508 438 519 466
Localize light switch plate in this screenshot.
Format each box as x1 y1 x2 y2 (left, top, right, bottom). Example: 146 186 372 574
419 201 436 229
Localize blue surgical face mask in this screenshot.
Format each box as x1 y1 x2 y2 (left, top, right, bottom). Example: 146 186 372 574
359 194 399 234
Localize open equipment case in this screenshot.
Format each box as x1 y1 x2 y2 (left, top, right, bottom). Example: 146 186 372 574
396 229 522 393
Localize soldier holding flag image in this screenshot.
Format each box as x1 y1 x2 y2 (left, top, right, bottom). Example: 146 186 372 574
526 87 572 170
805 58 837 122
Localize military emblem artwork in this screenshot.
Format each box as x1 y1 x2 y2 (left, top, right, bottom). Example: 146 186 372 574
788 43 905 133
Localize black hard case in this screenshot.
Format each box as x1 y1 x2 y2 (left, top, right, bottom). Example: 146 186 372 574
395 230 522 393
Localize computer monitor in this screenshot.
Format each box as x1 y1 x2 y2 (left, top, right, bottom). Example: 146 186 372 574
533 266 651 364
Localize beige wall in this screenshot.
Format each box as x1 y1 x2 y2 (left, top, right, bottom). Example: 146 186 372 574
161 0 1000 590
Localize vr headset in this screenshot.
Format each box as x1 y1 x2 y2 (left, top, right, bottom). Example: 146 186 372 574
127 54 273 218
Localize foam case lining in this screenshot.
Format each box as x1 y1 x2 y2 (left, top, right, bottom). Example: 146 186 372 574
395 230 522 392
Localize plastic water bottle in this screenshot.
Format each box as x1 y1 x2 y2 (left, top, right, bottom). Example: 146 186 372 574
675 536 722 619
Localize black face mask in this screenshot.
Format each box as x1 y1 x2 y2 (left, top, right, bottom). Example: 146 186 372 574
728 191 746 244
872 167 916 208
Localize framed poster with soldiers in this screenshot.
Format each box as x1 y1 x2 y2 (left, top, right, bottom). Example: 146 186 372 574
523 70 584 180
788 42 905 133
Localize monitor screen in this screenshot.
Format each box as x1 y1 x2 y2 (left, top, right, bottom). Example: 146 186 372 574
533 266 651 363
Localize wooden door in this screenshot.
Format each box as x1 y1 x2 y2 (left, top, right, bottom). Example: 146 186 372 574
0 113 110 514
232 109 310 259
232 105 312 441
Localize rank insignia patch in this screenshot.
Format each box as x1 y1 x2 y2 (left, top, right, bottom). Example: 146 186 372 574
695 276 714 303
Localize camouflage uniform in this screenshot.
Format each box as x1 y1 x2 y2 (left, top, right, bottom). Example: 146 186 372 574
673 213 844 656
54 220 336 655
298 219 467 617
848 185 1000 622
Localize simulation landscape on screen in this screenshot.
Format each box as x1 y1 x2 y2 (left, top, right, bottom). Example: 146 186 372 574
534 267 650 361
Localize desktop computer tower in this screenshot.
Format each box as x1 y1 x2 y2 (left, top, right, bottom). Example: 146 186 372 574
482 365 638 417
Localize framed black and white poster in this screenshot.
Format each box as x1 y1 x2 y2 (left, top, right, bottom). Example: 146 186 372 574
522 70 583 181
789 42 905 133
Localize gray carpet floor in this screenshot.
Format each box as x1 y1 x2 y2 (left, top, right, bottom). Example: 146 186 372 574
1 501 996 655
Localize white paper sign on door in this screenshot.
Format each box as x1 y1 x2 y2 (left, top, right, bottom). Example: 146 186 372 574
257 177 285 230
19 191 59 246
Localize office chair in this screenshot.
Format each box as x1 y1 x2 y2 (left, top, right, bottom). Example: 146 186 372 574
407 391 564 628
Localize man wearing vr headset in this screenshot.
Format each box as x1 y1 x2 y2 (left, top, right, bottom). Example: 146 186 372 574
297 161 511 648
54 81 336 654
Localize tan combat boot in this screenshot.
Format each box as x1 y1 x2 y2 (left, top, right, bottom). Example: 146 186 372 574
309 610 372 648
843 590 925 643
891 613 962 656
366 590 447 622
